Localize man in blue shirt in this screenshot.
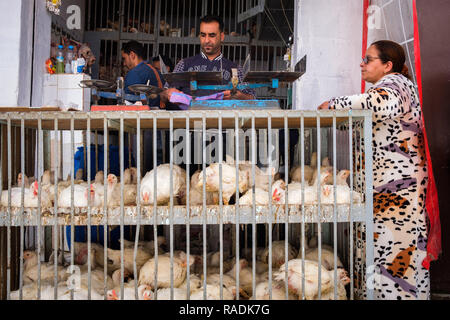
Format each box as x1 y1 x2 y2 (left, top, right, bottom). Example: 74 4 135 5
121 40 165 108
160 15 256 103
122 41 166 167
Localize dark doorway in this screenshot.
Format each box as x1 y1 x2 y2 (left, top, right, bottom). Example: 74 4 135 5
417 0 450 296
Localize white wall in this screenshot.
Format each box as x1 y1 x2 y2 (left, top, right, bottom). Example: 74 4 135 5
292 0 364 110
0 0 23 106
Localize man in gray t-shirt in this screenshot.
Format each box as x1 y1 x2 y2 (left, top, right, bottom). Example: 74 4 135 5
160 15 255 102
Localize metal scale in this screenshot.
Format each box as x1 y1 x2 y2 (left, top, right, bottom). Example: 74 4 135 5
79 77 164 111
162 53 307 110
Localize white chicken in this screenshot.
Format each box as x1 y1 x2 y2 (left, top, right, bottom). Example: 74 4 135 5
245 179 285 206
306 235 333 251
239 187 271 205
94 171 104 184
196 163 249 205
186 170 218 205
178 273 202 292
311 163 334 186
73 247 98 271
303 247 344 271
140 164 186 205
226 258 255 297
138 251 194 289
225 156 276 192
10 283 68 300
272 182 316 205
190 284 234 300
315 268 350 300
251 280 297 300
326 169 351 186
106 284 153 300
111 268 134 286
272 170 332 205
255 247 268 262
72 242 149 276
248 260 269 275
122 168 132 184
70 248 116 297
192 251 230 273
106 246 152 275
103 173 137 206
260 240 298 269
106 269 152 300
320 183 363 205
129 167 138 184
204 272 248 299
58 286 105 300
58 184 95 208
16 172 32 188
76 268 113 297
289 152 317 185
154 287 188 300
72 242 105 267
22 250 68 285
56 173 86 190
119 236 166 256
195 256 236 275
274 259 333 300
1 181 52 208
42 169 80 205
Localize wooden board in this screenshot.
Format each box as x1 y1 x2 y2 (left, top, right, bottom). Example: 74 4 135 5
2 115 358 131
0 107 63 112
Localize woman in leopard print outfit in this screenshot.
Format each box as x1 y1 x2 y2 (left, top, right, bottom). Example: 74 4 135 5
318 40 429 300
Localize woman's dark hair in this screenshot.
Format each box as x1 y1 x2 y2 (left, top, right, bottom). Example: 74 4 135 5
200 15 224 32
122 40 146 60
371 40 411 80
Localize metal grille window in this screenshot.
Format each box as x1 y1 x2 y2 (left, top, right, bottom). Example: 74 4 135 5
83 0 289 105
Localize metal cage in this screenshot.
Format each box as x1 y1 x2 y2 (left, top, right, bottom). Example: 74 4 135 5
0 109 373 300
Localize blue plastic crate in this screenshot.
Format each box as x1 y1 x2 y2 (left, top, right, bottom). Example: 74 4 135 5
66 225 133 250
74 144 135 181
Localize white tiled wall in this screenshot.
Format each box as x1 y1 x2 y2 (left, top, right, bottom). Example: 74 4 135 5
293 0 363 110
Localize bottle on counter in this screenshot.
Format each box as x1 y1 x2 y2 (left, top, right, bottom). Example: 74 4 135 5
56 45 65 74
65 45 74 74
76 56 86 74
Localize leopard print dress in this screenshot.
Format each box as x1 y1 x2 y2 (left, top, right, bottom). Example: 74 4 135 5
329 73 429 300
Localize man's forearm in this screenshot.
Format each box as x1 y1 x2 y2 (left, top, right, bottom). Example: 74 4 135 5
233 91 255 100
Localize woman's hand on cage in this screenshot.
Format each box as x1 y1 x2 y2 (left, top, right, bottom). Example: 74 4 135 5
317 101 330 110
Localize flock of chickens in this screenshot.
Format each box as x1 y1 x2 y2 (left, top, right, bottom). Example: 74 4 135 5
1 152 363 209
5 152 358 300
11 236 350 300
